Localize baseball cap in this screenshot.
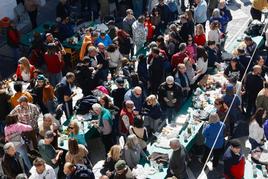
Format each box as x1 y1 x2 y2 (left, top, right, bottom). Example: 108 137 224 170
115 160 127 170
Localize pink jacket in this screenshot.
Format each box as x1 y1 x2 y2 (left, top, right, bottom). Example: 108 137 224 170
5 123 32 143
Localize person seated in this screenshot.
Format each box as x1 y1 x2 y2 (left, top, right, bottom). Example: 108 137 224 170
29 158 56 179
15 57 36 82
64 162 95 179
67 120 86 145
38 130 63 176
123 134 147 169
2 142 29 178
65 138 89 165
100 145 122 178
39 113 59 140
114 160 135 179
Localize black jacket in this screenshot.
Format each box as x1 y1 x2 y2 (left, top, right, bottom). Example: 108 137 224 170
158 82 183 109
67 164 95 179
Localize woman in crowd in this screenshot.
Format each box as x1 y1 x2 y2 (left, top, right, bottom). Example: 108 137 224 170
43 43 64 87
129 116 148 151
123 134 147 169
196 47 208 76
65 138 89 165
194 24 206 46
186 35 197 62
151 7 161 38
80 28 93 60
185 10 195 37
100 145 122 178
67 120 86 145
249 108 265 150
114 29 132 58
143 94 162 134
214 97 228 121
119 100 135 138
207 21 221 45
202 113 225 168
183 57 202 85
144 13 155 42
224 58 245 81
4 114 34 170
15 57 36 82
209 8 229 33
107 43 123 76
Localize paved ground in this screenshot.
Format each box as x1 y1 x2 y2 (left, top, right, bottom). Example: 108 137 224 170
0 0 255 178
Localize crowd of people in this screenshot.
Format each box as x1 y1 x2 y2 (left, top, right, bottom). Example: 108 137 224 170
1 0 268 178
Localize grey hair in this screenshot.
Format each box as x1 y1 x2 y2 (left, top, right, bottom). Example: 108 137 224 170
126 134 138 149
43 113 55 121
212 8 221 18
16 173 28 179
170 138 181 148
87 46 97 54
92 103 102 111
3 142 15 152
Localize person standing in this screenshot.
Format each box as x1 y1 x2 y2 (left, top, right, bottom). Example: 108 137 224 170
132 0 144 18
56 72 76 120
194 0 208 31
132 16 147 52
166 138 188 179
158 76 183 123
223 139 245 179
250 0 268 21
64 162 95 179
243 65 264 117
92 103 114 153
122 9 136 37
6 21 20 61
24 0 38 29
202 113 225 168
256 82 268 112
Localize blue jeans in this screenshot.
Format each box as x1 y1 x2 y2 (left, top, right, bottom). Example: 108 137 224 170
132 0 143 18
17 144 32 170
165 107 177 123
48 72 62 87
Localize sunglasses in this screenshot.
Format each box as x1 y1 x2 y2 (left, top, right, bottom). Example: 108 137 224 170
68 126 74 129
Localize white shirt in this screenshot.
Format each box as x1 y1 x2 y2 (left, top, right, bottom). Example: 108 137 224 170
207 29 221 44
29 164 56 179
196 57 208 75
249 120 264 143
108 49 123 68
21 70 31 82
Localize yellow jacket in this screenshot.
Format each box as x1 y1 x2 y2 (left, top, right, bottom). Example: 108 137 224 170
252 0 268 11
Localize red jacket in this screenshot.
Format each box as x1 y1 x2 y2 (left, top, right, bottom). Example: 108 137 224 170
16 64 35 81
144 20 154 41
194 34 206 46
224 148 245 179
119 108 134 134
44 53 63 73
171 51 189 69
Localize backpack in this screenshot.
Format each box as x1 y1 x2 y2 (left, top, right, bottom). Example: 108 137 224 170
73 164 95 179
245 20 264 37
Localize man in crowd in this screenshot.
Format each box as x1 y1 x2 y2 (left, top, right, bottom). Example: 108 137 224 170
166 138 188 179
114 160 135 179
194 0 208 30
10 95 40 131
243 65 264 117
92 103 114 153
124 86 145 113
132 15 147 52
10 81 33 108
223 139 245 179
122 9 136 37
158 76 183 123
56 72 76 120
38 130 63 176
2 142 28 178
256 82 268 114
64 162 95 179
29 158 56 179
